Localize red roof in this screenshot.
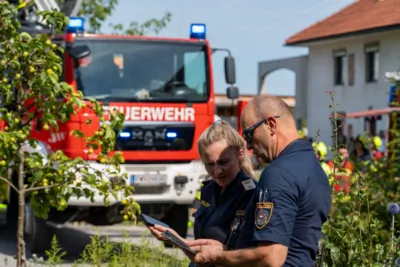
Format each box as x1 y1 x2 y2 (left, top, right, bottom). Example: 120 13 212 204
286 0 400 46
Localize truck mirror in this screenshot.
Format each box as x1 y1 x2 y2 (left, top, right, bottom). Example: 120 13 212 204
69 45 91 61
226 86 239 100
224 56 236 85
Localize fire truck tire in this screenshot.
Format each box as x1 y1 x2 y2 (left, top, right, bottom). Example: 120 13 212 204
161 204 189 242
25 202 54 253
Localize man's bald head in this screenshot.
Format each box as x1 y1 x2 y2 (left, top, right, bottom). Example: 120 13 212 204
241 94 295 128
253 94 294 122
240 94 299 163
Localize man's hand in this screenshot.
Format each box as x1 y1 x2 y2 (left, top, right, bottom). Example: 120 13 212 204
194 245 224 265
188 243 224 265
186 239 223 247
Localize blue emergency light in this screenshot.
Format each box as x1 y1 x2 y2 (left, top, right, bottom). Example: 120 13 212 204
67 17 85 33
119 132 131 138
166 132 177 138
190 23 206 39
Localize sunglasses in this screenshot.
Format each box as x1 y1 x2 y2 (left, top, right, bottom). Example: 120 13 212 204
242 116 280 144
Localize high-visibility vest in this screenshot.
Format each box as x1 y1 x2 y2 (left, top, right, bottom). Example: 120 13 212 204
328 160 353 194
321 161 332 176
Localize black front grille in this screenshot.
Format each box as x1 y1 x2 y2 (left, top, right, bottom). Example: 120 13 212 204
115 124 195 151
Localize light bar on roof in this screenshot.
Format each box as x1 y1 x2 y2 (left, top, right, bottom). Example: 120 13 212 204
190 23 206 39
67 17 85 33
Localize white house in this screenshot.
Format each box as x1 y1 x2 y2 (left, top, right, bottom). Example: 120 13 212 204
258 0 400 150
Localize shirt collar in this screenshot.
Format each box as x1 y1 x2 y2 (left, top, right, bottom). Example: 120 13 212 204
277 138 314 159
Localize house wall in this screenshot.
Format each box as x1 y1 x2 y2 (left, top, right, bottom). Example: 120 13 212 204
306 30 400 153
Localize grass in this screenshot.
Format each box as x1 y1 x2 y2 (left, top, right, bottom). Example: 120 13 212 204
3 230 190 267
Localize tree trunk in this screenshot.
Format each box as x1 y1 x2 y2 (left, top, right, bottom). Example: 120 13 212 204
16 149 26 267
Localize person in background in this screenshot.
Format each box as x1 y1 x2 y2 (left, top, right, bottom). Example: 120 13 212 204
370 136 384 161
351 135 370 161
351 135 374 173
328 145 353 194
313 141 332 176
378 130 386 153
149 120 257 267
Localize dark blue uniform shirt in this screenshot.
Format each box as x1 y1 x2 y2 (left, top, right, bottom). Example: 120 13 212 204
189 170 257 267
235 139 331 267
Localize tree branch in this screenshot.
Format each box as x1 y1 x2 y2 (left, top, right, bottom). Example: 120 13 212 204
0 175 19 193
25 183 61 193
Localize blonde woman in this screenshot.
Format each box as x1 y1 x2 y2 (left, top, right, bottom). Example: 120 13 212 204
149 120 257 266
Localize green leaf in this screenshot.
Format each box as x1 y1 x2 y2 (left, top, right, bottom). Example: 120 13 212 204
104 126 114 139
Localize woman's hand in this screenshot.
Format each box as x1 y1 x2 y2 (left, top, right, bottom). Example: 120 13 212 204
148 224 187 244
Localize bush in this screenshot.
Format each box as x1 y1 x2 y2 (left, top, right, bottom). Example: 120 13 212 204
317 91 400 266
2 232 190 267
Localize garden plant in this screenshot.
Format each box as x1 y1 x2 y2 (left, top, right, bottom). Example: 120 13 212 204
316 89 400 266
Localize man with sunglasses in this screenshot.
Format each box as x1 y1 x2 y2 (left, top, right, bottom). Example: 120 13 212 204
187 95 331 267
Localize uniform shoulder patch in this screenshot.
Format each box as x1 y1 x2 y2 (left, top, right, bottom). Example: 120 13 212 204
255 202 274 229
241 179 256 191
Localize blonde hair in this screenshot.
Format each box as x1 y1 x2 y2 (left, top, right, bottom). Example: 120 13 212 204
197 120 255 177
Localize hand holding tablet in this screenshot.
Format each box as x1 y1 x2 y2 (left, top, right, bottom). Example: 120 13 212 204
141 213 170 228
141 213 198 256
161 230 197 256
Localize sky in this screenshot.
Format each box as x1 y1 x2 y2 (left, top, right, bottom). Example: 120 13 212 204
102 0 355 96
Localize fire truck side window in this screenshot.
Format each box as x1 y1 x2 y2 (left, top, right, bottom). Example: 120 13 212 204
183 51 206 96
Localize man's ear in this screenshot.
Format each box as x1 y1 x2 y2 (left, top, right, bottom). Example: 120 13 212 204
267 117 277 134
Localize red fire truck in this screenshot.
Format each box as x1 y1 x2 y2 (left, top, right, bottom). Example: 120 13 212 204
6 15 240 252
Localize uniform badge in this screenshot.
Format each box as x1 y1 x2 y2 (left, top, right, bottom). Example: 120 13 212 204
231 210 245 231
255 202 274 229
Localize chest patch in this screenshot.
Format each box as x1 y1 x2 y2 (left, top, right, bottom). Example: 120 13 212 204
241 179 256 191
255 202 274 229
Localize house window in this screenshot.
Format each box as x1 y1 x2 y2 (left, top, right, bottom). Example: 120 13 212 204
333 50 346 85
365 43 379 83
348 54 355 86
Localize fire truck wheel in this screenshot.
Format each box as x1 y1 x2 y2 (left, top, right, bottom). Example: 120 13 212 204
161 204 189 246
24 202 54 253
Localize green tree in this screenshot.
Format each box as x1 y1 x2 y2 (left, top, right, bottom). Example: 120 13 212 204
55 0 172 34
109 11 172 36
0 3 138 267
77 0 119 32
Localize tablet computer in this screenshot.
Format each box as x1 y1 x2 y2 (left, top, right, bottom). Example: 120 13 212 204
141 213 170 228
161 230 197 256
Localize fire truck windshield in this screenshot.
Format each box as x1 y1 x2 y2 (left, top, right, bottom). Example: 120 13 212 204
74 38 209 103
